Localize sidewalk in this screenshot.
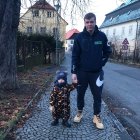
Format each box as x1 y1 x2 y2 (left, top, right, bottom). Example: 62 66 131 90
16 52 133 140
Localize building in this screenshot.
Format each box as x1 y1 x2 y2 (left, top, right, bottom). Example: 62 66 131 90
65 28 79 51
18 0 68 42
100 0 140 53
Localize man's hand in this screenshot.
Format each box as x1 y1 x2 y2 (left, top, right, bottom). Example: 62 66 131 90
72 74 78 83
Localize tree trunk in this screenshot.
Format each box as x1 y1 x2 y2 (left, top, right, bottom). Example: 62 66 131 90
0 0 21 90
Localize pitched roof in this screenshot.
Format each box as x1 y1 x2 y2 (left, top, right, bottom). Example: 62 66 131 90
100 0 140 28
108 0 139 14
65 29 79 39
20 0 68 25
30 0 55 11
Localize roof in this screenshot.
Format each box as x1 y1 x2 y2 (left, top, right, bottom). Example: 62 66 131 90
30 0 55 11
100 0 140 28
20 0 68 25
107 0 139 14
65 29 79 39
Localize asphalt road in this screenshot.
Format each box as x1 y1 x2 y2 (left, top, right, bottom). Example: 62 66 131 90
103 62 140 140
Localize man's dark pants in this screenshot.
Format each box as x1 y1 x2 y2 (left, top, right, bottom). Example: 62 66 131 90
76 70 103 115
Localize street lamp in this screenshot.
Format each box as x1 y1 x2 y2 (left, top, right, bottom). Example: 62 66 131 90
53 0 61 65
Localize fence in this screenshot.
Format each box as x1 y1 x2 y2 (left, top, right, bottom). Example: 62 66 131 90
50 47 65 65
16 39 65 71
110 48 140 63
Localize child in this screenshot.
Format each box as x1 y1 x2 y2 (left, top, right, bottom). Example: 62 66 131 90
49 71 77 127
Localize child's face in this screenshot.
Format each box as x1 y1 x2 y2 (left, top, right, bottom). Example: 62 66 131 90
58 79 65 83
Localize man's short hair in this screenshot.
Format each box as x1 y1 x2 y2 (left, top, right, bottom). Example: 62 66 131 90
84 13 96 21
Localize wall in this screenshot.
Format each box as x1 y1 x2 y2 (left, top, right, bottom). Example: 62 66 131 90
19 9 67 42
100 20 140 51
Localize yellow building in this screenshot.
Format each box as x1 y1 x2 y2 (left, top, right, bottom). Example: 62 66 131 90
19 0 68 42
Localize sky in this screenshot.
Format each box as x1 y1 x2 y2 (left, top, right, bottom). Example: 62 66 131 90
20 0 123 31
65 0 123 31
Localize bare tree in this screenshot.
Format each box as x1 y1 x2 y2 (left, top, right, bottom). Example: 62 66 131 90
0 0 21 90
61 0 92 25
21 0 92 25
0 0 90 90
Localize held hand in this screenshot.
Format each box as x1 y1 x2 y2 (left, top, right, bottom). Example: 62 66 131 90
72 74 78 83
49 106 54 112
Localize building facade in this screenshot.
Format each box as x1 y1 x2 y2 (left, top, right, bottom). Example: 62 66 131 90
19 0 68 42
100 0 140 53
65 29 79 51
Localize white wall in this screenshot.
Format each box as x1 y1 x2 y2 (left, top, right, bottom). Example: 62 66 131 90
100 20 140 51
65 39 74 51
19 9 67 41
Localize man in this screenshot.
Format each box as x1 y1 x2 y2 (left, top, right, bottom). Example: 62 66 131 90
71 13 112 129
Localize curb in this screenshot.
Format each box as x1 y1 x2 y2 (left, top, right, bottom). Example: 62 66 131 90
109 59 140 68
2 89 43 140
103 101 134 140
1 74 54 140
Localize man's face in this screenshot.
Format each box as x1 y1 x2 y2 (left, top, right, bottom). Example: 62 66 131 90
84 17 96 32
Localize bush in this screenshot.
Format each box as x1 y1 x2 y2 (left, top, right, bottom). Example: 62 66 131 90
17 32 64 50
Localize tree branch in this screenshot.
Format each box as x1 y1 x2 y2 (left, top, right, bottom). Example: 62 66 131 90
0 0 7 32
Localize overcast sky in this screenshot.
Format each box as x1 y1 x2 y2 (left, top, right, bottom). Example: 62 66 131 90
21 0 123 31
68 0 123 31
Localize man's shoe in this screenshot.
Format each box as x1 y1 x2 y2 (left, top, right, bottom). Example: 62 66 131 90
74 110 83 123
93 114 104 129
51 119 59 126
62 120 71 128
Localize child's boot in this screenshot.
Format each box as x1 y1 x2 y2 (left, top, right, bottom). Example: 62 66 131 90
62 120 71 128
51 119 59 126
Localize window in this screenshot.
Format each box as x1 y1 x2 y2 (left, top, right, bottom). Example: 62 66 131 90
110 17 113 21
113 28 116 35
47 11 51 17
33 10 39 17
122 27 125 35
127 10 131 15
129 25 133 35
40 27 46 34
27 27 32 33
53 12 55 17
36 27 39 33
53 27 58 37
70 40 74 44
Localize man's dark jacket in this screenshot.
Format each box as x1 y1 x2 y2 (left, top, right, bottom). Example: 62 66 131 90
71 25 112 74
